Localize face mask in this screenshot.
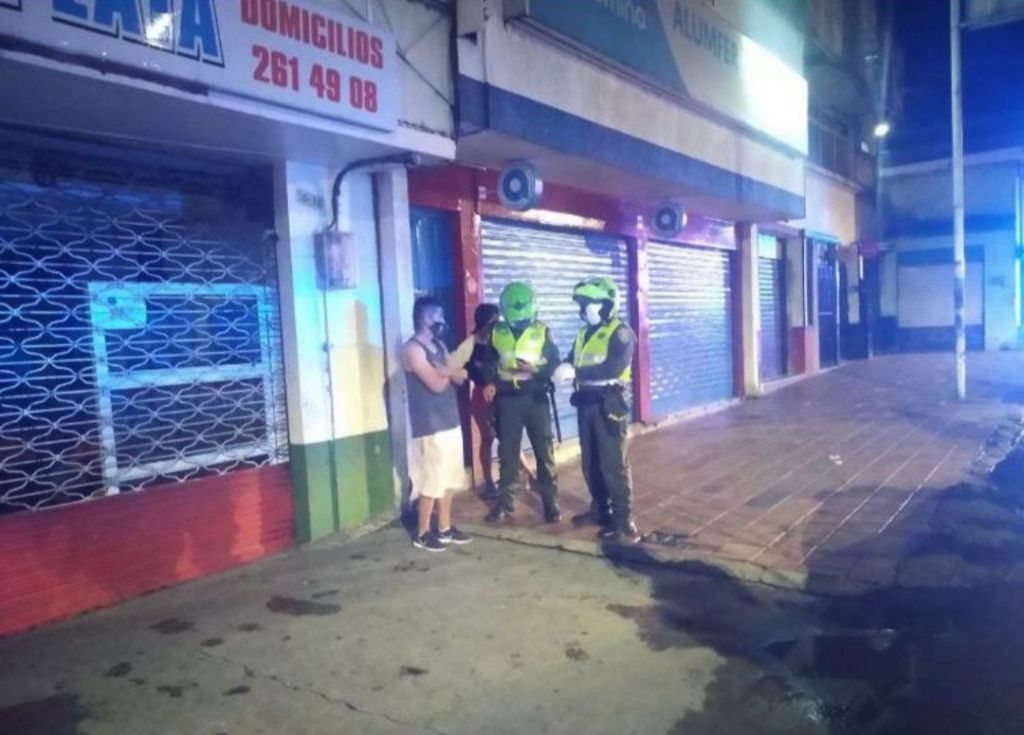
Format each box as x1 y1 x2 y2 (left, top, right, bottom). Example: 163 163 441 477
583 303 603 326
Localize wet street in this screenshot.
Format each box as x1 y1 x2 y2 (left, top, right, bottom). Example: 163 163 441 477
5 501 1024 735
4 353 1024 734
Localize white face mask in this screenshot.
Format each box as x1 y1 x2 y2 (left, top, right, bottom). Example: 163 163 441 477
584 303 603 326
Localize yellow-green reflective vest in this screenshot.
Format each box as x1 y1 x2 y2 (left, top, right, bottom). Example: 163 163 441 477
573 319 632 384
492 322 548 381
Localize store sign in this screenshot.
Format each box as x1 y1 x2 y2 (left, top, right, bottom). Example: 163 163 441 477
0 0 398 131
505 0 808 154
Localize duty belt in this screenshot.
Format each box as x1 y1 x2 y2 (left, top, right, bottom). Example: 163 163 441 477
578 379 625 388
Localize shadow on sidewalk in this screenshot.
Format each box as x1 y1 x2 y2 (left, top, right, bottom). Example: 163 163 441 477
598 431 1024 734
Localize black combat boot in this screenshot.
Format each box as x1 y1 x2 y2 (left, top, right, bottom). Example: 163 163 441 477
598 521 641 544
542 498 562 523
571 504 611 528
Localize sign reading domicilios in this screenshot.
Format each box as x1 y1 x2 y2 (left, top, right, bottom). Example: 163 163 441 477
0 0 398 131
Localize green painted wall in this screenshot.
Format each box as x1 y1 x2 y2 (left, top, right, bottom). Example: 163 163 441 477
290 429 396 542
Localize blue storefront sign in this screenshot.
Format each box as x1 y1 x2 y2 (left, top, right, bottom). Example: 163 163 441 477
505 0 808 154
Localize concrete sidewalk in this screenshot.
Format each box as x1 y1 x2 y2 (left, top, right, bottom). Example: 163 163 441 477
456 353 1024 594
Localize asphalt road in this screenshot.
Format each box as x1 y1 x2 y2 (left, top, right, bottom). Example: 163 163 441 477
5 521 1024 735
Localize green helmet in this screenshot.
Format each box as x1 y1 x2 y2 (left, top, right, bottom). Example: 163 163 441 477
500 281 537 324
573 277 619 318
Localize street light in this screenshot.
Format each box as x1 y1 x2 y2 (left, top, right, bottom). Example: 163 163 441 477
873 121 891 138
951 0 967 400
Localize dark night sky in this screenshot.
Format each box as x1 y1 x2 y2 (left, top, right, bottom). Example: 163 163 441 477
887 1 1024 164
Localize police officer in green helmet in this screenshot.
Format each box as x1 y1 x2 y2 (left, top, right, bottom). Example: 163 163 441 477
480 281 562 524
554 277 640 543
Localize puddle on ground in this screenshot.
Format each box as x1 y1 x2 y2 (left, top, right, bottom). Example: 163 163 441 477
564 642 590 662
105 662 132 678
392 561 431 573
156 683 197 699
0 694 89 735
266 595 341 616
607 603 728 652
311 589 341 600
150 618 194 635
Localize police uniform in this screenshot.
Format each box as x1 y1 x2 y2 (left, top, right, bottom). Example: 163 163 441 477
484 283 561 523
567 278 639 541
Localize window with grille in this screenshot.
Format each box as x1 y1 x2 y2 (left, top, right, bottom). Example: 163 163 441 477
0 142 289 514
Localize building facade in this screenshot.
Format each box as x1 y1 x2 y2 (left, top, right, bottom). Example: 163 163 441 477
0 0 455 635
880 153 1023 353
406 0 886 486
0 0 886 635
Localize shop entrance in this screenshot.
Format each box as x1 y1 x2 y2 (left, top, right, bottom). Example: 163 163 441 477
818 244 840 368
0 137 289 512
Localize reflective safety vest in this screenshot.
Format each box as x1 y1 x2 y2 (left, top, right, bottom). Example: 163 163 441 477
492 322 548 382
573 319 632 385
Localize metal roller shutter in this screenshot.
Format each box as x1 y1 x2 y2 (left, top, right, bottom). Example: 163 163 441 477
897 263 984 327
648 241 735 418
480 219 631 440
818 249 840 368
0 143 289 514
759 257 787 381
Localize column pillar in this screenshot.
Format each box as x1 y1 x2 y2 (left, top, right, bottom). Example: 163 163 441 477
736 223 762 397
630 223 653 423
375 167 416 510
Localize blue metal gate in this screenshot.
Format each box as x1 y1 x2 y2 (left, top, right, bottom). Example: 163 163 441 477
759 256 787 381
480 219 631 440
818 245 840 368
410 207 457 348
647 241 735 417
0 140 289 514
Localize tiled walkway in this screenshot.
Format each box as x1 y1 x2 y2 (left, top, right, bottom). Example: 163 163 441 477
456 352 1024 590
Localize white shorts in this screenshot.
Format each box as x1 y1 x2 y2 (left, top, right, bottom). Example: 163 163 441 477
409 426 469 500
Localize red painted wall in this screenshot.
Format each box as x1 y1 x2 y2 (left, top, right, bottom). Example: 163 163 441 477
0 465 294 637
790 326 819 375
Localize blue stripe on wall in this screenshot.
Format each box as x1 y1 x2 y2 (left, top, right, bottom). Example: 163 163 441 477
458 76 805 220
897 246 985 266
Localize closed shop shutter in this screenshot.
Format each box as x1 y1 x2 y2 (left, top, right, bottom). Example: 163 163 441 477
818 247 840 368
0 138 293 634
480 219 631 440
0 143 290 514
897 263 984 327
759 257 787 381
648 241 735 417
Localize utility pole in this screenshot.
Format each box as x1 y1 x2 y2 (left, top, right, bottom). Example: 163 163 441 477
951 0 967 400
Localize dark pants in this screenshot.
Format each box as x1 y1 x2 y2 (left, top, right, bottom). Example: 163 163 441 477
576 389 633 531
495 391 558 508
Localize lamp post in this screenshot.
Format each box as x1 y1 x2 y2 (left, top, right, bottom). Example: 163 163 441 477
951 0 968 400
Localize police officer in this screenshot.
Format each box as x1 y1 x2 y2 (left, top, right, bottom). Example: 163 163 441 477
482 282 562 524
556 277 640 543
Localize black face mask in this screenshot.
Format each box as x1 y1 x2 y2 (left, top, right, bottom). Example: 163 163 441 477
430 322 446 339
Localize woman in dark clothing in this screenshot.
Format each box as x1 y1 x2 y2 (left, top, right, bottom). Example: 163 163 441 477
452 303 534 498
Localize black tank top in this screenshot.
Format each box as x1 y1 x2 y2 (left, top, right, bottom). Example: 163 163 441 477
406 337 461 439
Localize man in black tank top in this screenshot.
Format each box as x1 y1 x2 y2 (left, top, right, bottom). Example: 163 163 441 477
402 297 473 552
